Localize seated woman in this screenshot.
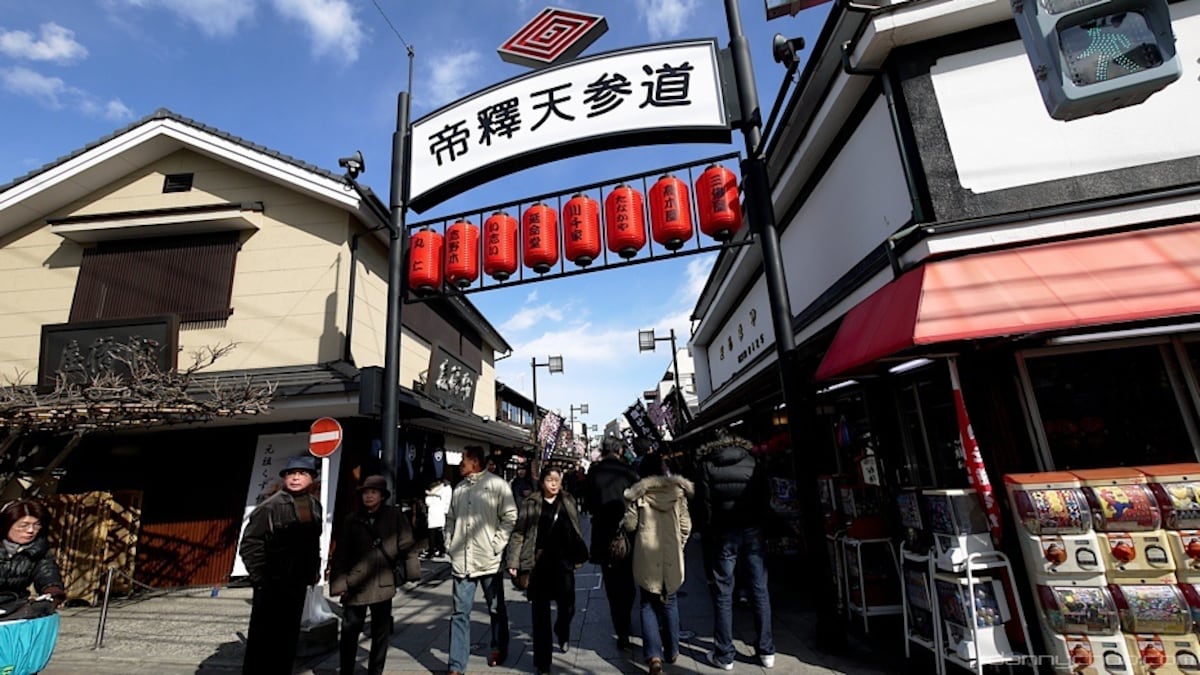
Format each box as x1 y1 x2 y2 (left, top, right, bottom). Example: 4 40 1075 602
0 499 65 616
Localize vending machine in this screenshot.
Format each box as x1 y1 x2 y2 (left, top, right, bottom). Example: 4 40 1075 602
923 488 995 572
1138 464 1200 584
933 573 1015 667
1036 584 1134 674
1005 472 1131 673
1108 583 1200 674
1071 468 1176 582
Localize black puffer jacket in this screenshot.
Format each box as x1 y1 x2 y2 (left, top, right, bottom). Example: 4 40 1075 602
584 456 638 563
0 536 64 602
239 490 322 587
695 437 769 530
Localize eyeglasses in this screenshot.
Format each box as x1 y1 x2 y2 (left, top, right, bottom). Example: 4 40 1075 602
12 522 41 532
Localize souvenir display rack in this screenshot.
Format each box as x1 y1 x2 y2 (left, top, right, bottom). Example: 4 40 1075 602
843 536 902 634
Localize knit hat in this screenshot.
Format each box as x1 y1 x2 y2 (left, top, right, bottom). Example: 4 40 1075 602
279 454 319 477
358 474 391 501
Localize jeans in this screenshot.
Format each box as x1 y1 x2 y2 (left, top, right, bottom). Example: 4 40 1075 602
448 572 509 672
600 556 635 640
711 526 774 665
339 599 391 675
639 588 679 663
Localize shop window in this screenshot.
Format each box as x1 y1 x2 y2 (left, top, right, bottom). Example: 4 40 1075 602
70 231 239 324
895 368 967 489
1024 344 1194 470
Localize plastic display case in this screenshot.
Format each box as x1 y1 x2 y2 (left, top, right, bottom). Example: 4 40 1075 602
924 489 994 572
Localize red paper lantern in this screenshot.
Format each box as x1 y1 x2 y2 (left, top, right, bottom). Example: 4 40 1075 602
408 228 443 294
483 211 518 281
563 193 601 267
522 202 558 274
444 220 480 288
604 185 646 259
695 164 742 241
649 174 692 251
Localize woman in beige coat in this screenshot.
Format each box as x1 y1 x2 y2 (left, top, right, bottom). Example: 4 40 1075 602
621 454 693 675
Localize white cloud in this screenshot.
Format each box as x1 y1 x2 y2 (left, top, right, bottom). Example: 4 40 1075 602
271 0 364 63
1 67 70 108
122 0 257 38
682 253 715 304
425 50 483 107
1 66 135 121
0 23 88 63
500 303 566 333
633 0 698 40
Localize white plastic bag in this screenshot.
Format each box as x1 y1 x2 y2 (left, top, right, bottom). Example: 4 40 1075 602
300 584 336 627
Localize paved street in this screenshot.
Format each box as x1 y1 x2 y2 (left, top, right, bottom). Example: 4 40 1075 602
43 522 900 674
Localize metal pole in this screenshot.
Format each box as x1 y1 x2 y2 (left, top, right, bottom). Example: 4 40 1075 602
723 0 843 647
93 566 116 649
381 90 411 504
668 329 681 396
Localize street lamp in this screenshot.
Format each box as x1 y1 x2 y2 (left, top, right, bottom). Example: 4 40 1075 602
569 403 588 455
530 355 564 436
638 328 680 395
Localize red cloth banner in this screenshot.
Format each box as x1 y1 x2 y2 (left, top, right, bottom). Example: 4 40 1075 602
948 357 1003 545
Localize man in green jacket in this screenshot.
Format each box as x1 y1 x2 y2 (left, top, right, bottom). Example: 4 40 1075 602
445 445 517 674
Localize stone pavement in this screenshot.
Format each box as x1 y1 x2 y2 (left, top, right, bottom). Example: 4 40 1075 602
43 522 902 674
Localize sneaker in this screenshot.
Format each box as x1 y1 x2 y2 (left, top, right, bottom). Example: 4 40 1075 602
706 651 733 671
559 640 569 654
760 653 775 668
648 658 664 675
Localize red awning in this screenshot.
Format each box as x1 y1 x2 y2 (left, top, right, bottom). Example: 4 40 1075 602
815 222 1200 380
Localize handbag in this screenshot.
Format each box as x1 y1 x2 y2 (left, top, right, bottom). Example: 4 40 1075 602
608 526 630 561
514 570 531 590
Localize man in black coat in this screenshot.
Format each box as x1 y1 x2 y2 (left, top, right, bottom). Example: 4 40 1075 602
239 454 323 675
694 430 776 670
584 436 639 649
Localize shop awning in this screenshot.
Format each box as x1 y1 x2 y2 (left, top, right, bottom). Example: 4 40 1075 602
815 222 1200 380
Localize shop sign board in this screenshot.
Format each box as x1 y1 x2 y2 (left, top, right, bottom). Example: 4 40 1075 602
498 7 608 69
623 399 662 454
707 277 774 391
409 39 731 211
37 315 179 392
426 345 479 413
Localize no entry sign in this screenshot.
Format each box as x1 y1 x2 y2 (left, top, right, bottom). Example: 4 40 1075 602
309 417 343 458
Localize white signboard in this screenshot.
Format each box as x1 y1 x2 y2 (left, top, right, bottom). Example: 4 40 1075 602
707 275 775 391
231 433 340 580
410 39 729 211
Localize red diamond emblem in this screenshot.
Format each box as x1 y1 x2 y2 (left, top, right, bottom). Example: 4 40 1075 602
498 7 608 70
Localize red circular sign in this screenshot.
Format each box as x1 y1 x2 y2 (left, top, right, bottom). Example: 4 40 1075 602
309 417 343 458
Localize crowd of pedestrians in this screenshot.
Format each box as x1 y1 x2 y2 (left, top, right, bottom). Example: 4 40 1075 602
0 428 777 675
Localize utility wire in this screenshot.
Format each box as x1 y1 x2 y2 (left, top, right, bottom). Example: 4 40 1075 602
369 0 411 50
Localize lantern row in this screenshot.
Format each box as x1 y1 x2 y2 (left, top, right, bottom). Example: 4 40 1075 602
408 164 743 294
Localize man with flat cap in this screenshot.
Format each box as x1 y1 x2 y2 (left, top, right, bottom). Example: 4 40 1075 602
239 454 323 675
330 475 413 675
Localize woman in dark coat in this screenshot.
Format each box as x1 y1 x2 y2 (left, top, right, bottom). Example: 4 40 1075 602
0 499 65 614
330 475 414 675
507 467 588 675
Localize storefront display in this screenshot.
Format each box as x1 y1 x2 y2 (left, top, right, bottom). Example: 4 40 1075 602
924 488 994 572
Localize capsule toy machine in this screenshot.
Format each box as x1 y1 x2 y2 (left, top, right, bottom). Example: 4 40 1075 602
1036 584 1134 675
923 488 994 572
1072 468 1176 583
1005 472 1104 578
1006 472 1131 673
1108 583 1200 674
1137 464 1200 585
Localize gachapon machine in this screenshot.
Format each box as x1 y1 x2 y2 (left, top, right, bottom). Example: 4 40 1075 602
1005 472 1103 577
897 488 929 555
1036 583 1135 674
1072 468 1176 582
1138 465 1200 584
923 488 994 572
1108 583 1200 674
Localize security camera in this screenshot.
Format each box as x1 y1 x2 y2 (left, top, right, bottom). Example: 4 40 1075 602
338 151 365 179
772 34 805 68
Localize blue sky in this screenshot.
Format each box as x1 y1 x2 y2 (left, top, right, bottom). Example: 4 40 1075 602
0 0 830 428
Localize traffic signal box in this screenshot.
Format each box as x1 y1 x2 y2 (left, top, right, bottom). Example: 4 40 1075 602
1012 0 1181 120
